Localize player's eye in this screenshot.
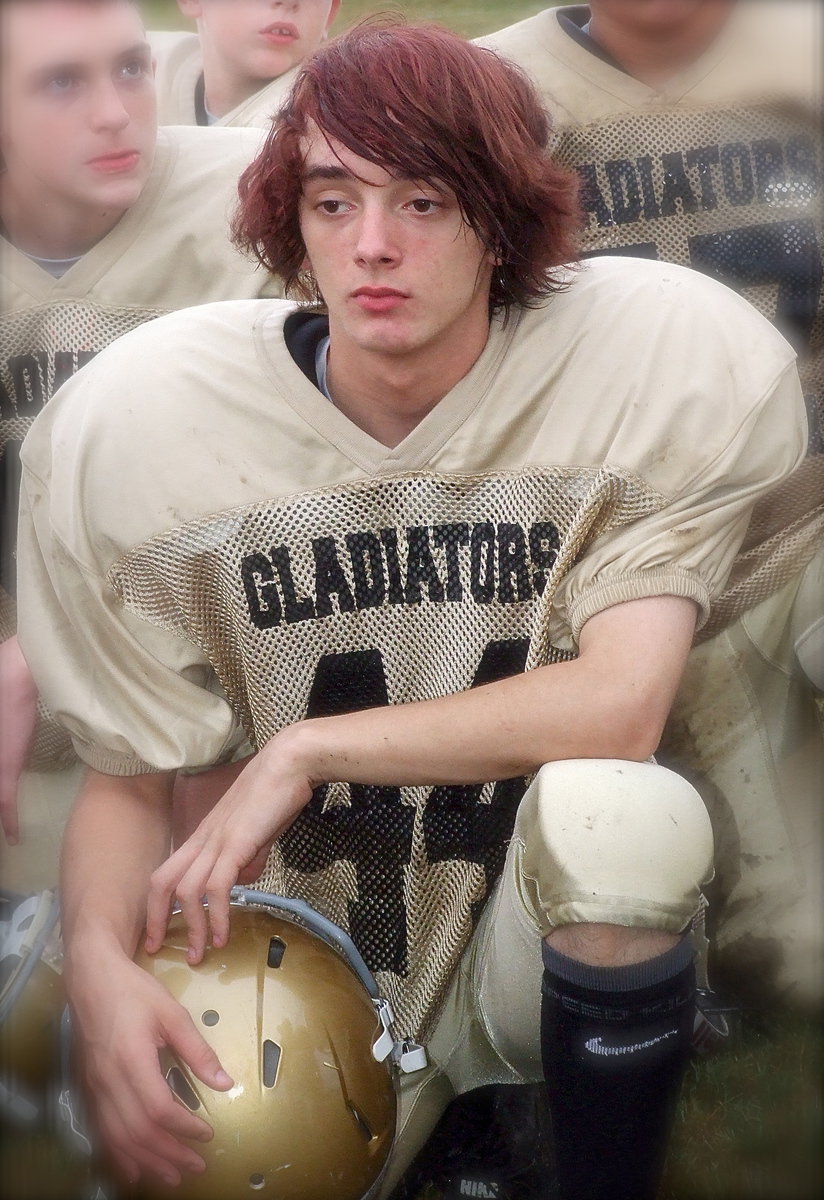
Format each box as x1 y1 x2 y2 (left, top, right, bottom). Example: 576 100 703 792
45 72 78 94
408 198 440 215
118 58 149 81
317 199 348 215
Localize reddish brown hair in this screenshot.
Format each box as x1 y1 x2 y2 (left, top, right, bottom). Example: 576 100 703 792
233 20 581 315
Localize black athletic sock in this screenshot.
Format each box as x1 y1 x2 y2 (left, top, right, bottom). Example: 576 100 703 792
541 936 696 1200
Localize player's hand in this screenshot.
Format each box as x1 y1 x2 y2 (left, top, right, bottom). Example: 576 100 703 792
0 635 39 844
67 943 234 1188
145 738 315 962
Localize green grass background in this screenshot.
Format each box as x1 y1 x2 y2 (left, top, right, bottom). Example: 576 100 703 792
1 3 821 1199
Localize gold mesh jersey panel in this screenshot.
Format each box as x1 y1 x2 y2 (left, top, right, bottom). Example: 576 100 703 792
109 466 663 1039
550 100 824 636
1 299 167 766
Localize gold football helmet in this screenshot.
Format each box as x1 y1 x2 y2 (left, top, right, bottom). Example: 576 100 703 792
0 889 64 1124
132 888 425 1200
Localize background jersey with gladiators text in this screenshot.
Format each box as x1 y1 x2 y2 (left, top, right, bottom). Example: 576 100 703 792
480 0 823 629
17 258 804 1039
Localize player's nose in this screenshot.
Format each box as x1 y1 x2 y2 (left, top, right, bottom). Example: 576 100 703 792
89 78 131 133
353 205 401 268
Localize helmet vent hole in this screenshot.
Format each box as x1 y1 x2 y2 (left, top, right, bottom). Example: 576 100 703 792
267 937 286 968
201 1009 220 1027
166 1067 201 1112
349 1103 375 1142
262 1039 281 1088
249 1174 265 1190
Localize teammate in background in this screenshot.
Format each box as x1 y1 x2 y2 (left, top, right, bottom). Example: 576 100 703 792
17 24 806 1200
480 0 824 1009
0 0 279 893
151 0 340 127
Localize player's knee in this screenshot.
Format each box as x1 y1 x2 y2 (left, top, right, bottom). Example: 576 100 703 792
518 759 714 934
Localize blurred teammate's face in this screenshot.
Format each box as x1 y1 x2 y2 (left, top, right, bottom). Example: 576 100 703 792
180 0 341 84
588 0 733 38
0 1 156 227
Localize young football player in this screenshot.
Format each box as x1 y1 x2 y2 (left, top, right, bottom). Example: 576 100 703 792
17 23 805 1200
0 0 278 892
151 0 340 126
480 0 824 1008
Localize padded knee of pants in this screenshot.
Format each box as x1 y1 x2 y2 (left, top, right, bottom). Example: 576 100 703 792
519 759 714 933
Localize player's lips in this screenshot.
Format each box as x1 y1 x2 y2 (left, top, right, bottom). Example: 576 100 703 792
87 150 140 173
259 22 299 44
351 287 410 313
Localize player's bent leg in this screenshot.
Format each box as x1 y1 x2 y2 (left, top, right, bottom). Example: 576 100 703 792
466 759 714 1200
532 759 713 1200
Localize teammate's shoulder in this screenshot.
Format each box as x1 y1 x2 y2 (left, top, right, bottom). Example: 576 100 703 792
220 67 299 130
160 122 264 167
148 28 201 65
475 6 561 56
476 5 604 123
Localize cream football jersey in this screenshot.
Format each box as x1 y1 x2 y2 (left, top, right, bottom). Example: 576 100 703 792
17 258 804 1037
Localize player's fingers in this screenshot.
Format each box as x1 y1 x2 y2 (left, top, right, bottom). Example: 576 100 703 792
175 873 214 964
236 843 273 885
162 1003 234 1093
203 855 246 949
0 781 20 845
145 841 204 951
94 1070 206 1185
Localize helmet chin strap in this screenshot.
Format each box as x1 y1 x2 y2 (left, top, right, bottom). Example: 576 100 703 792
230 887 428 1074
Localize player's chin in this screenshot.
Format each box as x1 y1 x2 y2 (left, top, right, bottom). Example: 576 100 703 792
83 175 146 212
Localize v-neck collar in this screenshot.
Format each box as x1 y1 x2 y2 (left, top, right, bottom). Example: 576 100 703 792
0 131 175 299
255 304 521 475
552 3 742 107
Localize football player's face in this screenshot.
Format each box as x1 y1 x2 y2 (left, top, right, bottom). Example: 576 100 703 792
0 1 157 222
180 0 340 83
298 127 495 362
589 0 732 37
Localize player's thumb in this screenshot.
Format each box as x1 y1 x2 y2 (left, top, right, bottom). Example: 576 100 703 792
163 1004 234 1091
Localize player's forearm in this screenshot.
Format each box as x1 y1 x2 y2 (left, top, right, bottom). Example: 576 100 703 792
61 768 175 976
280 656 649 791
273 596 697 791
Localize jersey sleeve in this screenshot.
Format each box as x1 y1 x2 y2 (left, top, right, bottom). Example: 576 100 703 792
550 355 807 645
16 383 242 778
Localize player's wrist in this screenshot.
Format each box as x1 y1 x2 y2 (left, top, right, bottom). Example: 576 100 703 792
64 921 141 988
260 720 331 790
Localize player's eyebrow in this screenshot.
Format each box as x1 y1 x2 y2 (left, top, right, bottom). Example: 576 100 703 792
301 165 359 185
301 164 445 190
117 41 153 62
32 41 151 83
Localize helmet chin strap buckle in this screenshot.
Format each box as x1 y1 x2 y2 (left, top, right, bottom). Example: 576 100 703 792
371 998 428 1074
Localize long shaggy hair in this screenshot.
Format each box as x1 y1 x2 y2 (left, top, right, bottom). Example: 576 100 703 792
233 20 582 316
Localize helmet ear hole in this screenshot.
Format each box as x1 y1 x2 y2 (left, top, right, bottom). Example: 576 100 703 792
262 1039 281 1088
267 936 286 968
166 1065 201 1111
249 1174 266 1190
